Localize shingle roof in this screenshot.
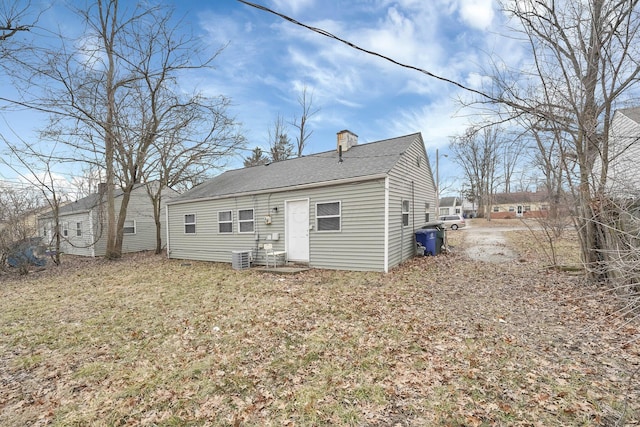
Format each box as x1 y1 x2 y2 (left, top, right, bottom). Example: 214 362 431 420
42 183 146 218
493 191 549 204
57 193 104 215
619 106 640 124
171 133 422 203
439 196 460 207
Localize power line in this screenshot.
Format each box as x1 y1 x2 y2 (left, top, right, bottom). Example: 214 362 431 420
236 0 494 102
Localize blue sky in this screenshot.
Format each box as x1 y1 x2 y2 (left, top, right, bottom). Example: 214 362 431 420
0 0 524 196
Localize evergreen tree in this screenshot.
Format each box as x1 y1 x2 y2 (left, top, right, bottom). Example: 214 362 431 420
243 146 269 167
270 133 293 162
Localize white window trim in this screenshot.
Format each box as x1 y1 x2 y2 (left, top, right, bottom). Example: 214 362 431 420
62 222 69 237
218 210 233 234
76 222 83 237
316 201 341 232
123 219 136 235
184 214 196 234
237 209 254 233
402 200 410 227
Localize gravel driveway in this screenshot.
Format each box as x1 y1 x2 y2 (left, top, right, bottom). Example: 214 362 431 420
459 223 524 262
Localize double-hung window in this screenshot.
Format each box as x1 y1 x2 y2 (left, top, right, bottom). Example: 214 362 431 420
218 210 232 233
317 201 341 232
123 220 136 234
402 200 410 227
62 222 69 237
76 222 83 237
184 214 196 234
238 209 254 233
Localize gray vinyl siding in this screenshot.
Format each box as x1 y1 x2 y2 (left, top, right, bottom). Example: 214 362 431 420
605 111 640 196
166 135 436 272
387 136 436 269
41 184 177 257
167 179 387 271
120 187 171 253
42 211 95 257
168 195 283 263
309 179 386 271
93 186 177 256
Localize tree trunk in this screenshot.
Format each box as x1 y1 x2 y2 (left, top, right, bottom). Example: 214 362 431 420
114 187 134 256
152 193 162 254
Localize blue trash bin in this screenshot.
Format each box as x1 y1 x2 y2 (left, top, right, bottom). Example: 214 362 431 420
415 229 437 256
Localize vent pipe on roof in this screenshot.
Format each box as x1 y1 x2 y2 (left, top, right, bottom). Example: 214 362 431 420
337 130 358 153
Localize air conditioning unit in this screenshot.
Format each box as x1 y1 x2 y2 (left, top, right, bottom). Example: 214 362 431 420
231 250 251 270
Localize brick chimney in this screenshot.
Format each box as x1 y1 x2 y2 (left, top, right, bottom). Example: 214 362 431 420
337 130 358 153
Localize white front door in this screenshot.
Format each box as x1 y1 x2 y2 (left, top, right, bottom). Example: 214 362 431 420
285 199 309 262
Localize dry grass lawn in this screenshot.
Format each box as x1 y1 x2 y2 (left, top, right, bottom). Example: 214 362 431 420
1 223 639 426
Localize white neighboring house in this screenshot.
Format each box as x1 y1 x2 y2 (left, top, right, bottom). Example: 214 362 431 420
38 182 178 256
604 107 640 198
438 196 462 216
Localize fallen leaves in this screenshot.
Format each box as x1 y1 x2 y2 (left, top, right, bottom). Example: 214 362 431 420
0 231 639 425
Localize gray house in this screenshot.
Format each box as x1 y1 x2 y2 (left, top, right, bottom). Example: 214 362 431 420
166 131 437 272
603 106 640 197
39 182 177 256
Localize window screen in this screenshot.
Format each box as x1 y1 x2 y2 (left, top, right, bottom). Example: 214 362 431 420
238 209 254 233
123 220 136 234
317 202 341 231
218 210 232 233
184 214 196 234
402 200 410 227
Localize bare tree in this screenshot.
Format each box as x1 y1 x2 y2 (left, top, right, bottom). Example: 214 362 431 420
290 85 319 157
0 183 42 272
483 0 640 282
1 138 69 267
71 164 104 200
450 126 504 219
4 0 241 259
141 97 246 254
0 1 31 43
502 132 526 194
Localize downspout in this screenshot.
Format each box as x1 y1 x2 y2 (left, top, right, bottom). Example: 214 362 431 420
400 200 403 264
411 181 415 231
384 176 389 273
165 204 170 258
89 210 95 257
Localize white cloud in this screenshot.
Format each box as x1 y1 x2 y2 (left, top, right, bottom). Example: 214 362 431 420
458 0 494 30
270 0 316 15
388 97 471 149
465 72 492 89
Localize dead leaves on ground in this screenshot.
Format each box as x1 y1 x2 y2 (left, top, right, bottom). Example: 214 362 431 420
0 242 639 426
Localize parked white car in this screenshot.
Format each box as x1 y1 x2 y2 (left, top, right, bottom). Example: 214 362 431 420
438 214 466 230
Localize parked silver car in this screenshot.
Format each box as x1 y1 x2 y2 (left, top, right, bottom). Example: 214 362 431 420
438 214 466 230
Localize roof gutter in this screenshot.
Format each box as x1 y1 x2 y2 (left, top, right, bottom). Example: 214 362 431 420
166 173 389 206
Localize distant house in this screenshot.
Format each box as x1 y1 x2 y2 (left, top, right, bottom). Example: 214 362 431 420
603 107 640 198
439 196 462 216
166 131 437 272
39 182 178 256
490 191 550 219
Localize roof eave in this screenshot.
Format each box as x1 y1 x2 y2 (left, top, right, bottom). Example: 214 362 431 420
167 173 389 206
